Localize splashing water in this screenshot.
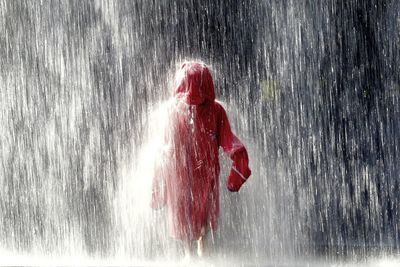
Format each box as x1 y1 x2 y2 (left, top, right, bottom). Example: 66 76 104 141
113 100 173 260
1 0 400 266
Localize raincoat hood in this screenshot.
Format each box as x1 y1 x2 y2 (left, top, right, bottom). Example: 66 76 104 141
174 62 215 105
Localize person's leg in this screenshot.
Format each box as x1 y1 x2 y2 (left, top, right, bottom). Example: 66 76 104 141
197 226 209 257
197 235 205 257
183 240 193 259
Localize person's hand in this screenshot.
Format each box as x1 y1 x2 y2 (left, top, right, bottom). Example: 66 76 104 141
227 167 251 192
151 192 166 209
151 199 165 210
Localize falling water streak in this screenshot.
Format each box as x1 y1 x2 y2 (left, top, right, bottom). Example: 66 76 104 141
0 0 399 265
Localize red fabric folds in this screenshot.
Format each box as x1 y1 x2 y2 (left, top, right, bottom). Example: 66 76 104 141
151 62 251 241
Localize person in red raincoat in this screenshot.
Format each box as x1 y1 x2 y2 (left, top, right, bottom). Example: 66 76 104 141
151 61 251 257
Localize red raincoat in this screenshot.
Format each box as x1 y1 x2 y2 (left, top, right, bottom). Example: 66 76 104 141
151 62 251 241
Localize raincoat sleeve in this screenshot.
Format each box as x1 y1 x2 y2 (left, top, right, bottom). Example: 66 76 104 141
151 116 173 209
216 103 251 192
151 162 166 209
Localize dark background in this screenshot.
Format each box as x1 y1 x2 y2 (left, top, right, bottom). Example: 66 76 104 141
0 0 399 259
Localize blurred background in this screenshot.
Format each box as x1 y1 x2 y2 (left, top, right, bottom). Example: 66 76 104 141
0 0 399 264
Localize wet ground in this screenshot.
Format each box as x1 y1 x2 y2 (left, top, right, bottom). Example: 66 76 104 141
1 248 399 267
